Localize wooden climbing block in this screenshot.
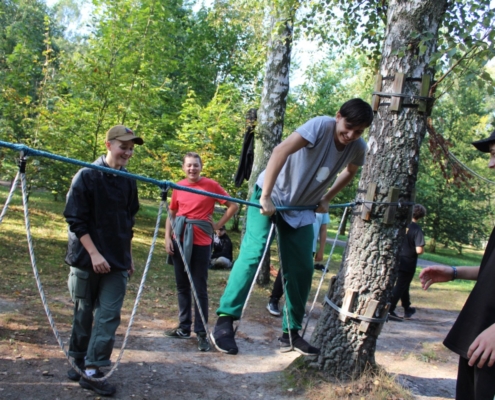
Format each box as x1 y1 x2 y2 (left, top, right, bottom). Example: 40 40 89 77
339 288 357 323
383 186 400 225
359 299 379 333
390 73 406 112
371 74 383 111
361 183 377 221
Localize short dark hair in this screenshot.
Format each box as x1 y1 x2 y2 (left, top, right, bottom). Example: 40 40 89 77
183 152 202 167
413 204 426 220
339 98 374 128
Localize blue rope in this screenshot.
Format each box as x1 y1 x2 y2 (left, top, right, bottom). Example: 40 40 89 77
0 141 356 211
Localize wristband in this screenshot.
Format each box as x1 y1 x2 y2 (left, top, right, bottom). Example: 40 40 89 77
451 266 457 281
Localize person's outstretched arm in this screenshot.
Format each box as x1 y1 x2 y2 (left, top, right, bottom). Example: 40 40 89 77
419 265 479 290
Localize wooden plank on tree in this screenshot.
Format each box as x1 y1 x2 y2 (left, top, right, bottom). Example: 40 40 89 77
390 73 406 112
418 74 431 113
383 186 400 224
359 299 380 333
371 74 383 111
339 289 357 323
375 303 390 336
361 183 377 221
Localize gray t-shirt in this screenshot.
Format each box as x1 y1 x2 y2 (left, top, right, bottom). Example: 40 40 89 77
256 116 366 228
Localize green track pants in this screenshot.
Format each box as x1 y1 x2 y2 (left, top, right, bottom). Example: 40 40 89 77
217 186 314 331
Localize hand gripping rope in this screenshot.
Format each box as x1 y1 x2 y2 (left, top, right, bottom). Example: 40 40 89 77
9 152 165 383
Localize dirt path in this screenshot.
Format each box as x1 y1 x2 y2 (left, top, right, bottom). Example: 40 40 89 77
0 296 459 400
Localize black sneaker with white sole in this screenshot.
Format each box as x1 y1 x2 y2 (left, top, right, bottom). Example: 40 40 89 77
165 326 191 338
278 333 320 356
212 316 238 355
79 370 116 396
266 300 281 316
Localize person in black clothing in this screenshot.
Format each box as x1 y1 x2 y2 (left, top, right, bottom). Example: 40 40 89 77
388 204 426 321
210 226 233 269
419 131 495 400
64 125 143 396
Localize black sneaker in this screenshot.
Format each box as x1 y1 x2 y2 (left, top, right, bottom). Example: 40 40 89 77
388 311 403 322
266 300 281 316
314 263 325 271
197 332 211 352
278 334 320 356
212 316 238 355
79 370 116 396
67 358 85 381
165 326 191 338
404 307 416 319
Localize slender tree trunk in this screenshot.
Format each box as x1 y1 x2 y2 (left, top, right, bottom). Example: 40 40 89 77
309 0 448 379
246 12 294 285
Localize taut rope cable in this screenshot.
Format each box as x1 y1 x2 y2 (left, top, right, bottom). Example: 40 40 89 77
275 224 293 350
233 221 276 336
301 207 349 339
448 151 495 185
0 141 316 211
0 171 19 225
19 157 164 382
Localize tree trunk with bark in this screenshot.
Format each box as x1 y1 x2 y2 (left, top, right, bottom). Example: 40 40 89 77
308 0 448 379
246 13 294 285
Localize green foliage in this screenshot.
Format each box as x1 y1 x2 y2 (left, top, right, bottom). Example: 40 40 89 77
161 84 248 201
417 78 494 253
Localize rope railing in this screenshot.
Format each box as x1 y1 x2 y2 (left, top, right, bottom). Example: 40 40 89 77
0 141 316 211
1 141 420 211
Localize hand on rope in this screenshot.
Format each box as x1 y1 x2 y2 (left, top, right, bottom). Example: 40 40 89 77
315 198 330 213
259 195 276 216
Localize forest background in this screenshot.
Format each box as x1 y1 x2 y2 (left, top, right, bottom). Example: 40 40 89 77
1 0 495 255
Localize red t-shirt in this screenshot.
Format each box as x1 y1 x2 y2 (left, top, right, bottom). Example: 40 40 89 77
170 177 229 245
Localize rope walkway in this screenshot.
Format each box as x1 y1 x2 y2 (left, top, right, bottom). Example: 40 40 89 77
0 140 424 374
3 157 165 382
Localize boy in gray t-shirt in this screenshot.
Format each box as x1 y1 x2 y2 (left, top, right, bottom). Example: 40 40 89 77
212 98 374 356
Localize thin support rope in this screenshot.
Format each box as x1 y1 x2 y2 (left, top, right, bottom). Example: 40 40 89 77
0 171 20 225
301 208 349 338
233 221 276 336
21 169 162 382
448 151 495 185
164 201 210 338
324 295 388 324
275 224 293 350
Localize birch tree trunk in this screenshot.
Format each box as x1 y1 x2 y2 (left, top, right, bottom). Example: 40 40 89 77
246 12 294 285
308 0 448 379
